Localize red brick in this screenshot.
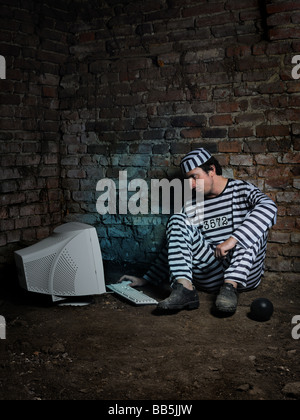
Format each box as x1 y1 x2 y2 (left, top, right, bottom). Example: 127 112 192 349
195 12 235 28
39 121 60 132
42 86 57 97
293 40 300 52
22 228 37 242
79 32 95 43
201 128 227 138
6 230 20 243
216 154 230 167
267 13 291 27
293 12 300 23
282 245 300 257
279 152 300 164
287 81 300 93
218 141 242 153
180 128 202 138
269 27 300 41
171 116 206 128
0 234 7 247
269 231 290 243
211 25 237 39
225 0 259 11
1 193 26 206
0 219 14 231
235 113 264 125
291 232 300 243
256 125 290 137
266 177 292 189
268 139 292 152
0 207 8 219
67 169 86 179
236 57 280 71
188 86 207 101
170 143 191 154
240 9 262 21
216 102 239 113
230 155 253 166
15 218 28 229
287 206 300 216
151 155 170 167
209 114 233 126
258 81 285 94
228 127 253 138
46 178 59 189
36 227 50 240
266 1 300 14
182 2 224 18
255 154 277 165
276 192 300 203
257 166 290 179
244 141 267 153
267 243 284 258
267 41 291 55
294 179 300 189
265 256 293 272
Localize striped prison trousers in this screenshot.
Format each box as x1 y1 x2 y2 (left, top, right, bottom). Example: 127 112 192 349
143 213 268 293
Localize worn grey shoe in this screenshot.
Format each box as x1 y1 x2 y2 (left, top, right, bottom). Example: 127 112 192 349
215 283 238 313
157 283 199 311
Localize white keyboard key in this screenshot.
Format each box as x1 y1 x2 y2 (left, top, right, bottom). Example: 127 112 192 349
107 281 158 305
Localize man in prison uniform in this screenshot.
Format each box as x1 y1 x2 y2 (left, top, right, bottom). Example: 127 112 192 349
120 148 278 313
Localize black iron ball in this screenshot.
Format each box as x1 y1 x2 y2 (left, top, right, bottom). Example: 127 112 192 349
250 298 274 322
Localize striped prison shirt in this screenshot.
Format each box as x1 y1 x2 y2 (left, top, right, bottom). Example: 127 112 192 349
143 179 278 291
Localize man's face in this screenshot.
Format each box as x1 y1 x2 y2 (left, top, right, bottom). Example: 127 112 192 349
185 167 214 197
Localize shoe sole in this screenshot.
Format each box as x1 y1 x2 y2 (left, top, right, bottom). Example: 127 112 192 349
215 302 237 313
157 301 199 311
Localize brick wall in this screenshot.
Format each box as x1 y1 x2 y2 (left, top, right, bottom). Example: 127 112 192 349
0 0 74 266
0 0 300 281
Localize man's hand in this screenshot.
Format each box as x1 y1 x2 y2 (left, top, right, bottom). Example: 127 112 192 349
118 275 147 287
215 237 237 259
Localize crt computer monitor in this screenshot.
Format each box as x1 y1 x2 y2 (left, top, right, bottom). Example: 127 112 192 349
14 222 106 303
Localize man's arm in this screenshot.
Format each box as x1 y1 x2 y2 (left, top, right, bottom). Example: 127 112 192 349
215 236 238 259
118 275 147 287
231 182 277 249
119 245 169 287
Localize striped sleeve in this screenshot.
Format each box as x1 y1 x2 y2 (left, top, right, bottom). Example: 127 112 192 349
231 182 277 249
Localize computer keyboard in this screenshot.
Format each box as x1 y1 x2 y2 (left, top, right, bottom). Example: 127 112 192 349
107 281 158 305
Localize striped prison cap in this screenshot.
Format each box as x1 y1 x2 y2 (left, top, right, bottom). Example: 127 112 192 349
180 148 212 174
